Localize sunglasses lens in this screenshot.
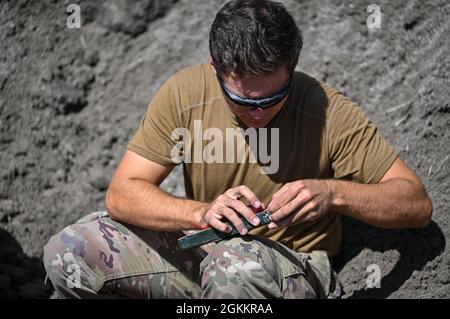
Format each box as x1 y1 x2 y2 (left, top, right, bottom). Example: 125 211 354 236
218 75 292 109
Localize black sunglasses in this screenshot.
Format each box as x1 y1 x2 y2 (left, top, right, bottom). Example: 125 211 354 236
217 74 293 109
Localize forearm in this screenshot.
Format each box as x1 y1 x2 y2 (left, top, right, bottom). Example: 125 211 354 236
106 178 207 231
327 178 432 228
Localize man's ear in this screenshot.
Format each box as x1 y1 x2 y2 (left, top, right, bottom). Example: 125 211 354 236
209 56 217 75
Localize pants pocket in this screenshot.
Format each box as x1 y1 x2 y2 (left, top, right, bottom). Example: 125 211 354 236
278 250 336 299
300 250 344 298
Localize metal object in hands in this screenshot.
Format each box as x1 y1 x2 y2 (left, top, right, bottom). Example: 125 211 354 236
178 211 272 250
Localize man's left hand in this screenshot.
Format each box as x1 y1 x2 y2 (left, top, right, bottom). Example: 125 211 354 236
266 179 333 229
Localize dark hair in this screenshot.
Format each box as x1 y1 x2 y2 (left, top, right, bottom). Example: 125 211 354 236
209 0 303 78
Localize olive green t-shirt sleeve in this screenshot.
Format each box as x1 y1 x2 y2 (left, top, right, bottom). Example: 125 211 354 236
327 90 398 183
127 77 181 165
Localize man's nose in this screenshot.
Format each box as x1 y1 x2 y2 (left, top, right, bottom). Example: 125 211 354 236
249 107 265 111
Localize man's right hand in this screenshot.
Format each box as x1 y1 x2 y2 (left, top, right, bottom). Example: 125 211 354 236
197 185 263 235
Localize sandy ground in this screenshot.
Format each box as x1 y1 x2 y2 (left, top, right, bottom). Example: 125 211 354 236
0 0 449 298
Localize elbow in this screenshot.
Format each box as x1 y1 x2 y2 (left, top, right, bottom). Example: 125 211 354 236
416 195 433 228
105 185 121 220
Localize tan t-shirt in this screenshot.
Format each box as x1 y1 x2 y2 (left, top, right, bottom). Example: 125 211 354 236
128 63 397 256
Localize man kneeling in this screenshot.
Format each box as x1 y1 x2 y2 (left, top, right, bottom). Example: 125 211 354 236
43 0 432 299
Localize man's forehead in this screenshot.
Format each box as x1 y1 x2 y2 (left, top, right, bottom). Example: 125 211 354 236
224 68 290 97
227 65 289 81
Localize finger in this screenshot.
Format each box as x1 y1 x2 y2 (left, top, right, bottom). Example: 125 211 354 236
271 187 314 221
266 184 289 212
228 199 260 226
271 201 318 230
267 184 300 213
220 206 248 235
270 188 311 221
270 199 299 222
206 212 232 233
250 205 265 214
291 200 318 224
219 195 259 226
267 215 294 230
269 191 301 221
235 185 262 209
268 222 278 230
268 197 319 229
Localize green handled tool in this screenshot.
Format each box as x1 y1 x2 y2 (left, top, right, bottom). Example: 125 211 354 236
178 211 272 250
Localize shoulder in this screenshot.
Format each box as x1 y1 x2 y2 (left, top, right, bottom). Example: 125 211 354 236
168 63 211 90
294 72 359 124
293 72 333 122
163 63 216 111
294 72 343 107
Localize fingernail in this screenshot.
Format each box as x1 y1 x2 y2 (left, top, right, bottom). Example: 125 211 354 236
252 217 260 226
268 222 276 230
241 228 248 235
254 200 261 208
226 225 232 233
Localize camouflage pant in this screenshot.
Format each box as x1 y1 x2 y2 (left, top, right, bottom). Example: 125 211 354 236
43 211 342 299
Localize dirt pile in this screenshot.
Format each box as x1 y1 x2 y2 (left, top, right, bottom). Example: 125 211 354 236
0 0 449 298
